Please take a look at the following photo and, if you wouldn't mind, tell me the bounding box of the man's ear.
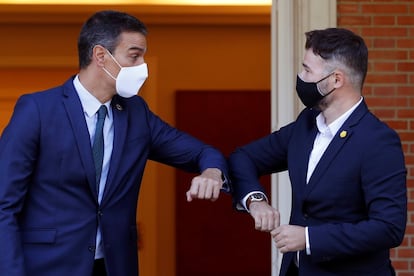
[333,70,345,89]
[93,45,106,67]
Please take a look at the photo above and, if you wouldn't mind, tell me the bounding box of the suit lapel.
[62,79,97,198]
[305,101,369,194]
[290,110,319,194]
[101,96,128,206]
[297,125,318,190]
[305,127,353,193]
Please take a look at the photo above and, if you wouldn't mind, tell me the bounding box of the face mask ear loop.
[106,50,123,69]
[316,71,335,96]
[316,71,336,84]
[102,67,117,81]
[103,49,122,81]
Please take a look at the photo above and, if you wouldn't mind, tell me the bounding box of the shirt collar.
[316,97,363,136]
[73,75,112,118]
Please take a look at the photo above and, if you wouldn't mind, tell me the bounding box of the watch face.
[247,193,267,209]
[251,193,265,201]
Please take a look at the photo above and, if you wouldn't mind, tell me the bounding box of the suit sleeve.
[228,124,292,202]
[309,127,407,262]
[144,107,229,190]
[0,95,40,275]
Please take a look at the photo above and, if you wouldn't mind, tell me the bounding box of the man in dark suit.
[229,28,407,275]
[0,10,228,276]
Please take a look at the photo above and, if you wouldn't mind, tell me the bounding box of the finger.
[271,211,281,230]
[274,238,283,249]
[275,211,280,228]
[187,180,200,200]
[267,213,278,231]
[261,217,269,231]
[210,177,222,201]
[275,235,288,251]
[266,219,274,232]
[186,190,193,202]
[263,210,278,231]
[254,216,262,230]
[203,180,214,200]
[271,226,281,238]
[275,214,280,228]
[196,180,207,199]
[211,184,220,201]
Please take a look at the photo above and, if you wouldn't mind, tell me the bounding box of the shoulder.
[368,113,402,144]
[350,111,403,158]
[18,77,73,103]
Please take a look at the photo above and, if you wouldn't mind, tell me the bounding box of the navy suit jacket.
[0,77,228,276]
[229,101,407,275]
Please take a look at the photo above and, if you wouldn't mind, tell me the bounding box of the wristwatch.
[246,193,267,209]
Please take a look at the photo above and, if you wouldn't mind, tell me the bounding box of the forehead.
[302,49,326,72]
[115,31,147,53]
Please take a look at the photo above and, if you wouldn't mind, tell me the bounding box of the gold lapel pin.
[340,130,347,138]
[115,104,123,111]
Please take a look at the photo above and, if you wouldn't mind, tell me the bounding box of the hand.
[249,201,280,232]
[186,168,223,202]
[271,225,306,253]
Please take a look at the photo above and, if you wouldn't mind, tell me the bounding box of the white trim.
[271,1,336,275]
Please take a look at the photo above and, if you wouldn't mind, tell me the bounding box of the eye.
[134,53,146,62]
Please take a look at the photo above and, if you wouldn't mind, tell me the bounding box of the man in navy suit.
[229,28,406,275]
[0,10,229,276]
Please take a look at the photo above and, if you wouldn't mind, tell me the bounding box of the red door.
[176,90,271,276]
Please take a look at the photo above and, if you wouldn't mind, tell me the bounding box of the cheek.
[299,72,315,83]
[106,60,121,77]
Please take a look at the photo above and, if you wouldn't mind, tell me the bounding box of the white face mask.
[103,50,148,98]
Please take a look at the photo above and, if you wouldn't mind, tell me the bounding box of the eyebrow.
[302,62,311,70]
[129,46,146,53]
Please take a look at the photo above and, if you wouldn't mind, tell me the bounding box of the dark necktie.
[92,105,107,193]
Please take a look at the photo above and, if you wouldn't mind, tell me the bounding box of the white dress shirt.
[73,75,114,259]
[304,97,363,256]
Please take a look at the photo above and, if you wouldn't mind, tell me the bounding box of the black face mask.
[296,73,336,108]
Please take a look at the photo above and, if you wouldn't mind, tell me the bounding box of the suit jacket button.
[88,246,96,252]
[303,213,309,219]
[98,210,103,217]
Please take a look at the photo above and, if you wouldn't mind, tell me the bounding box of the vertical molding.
[296,0,337,98]
[271,0,295,273]
[271,1,336,275]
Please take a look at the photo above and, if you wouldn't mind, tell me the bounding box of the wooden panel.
[0,68,77,132]
[176,90,271,276]
[0,4,270,25]
[0,98,17,132]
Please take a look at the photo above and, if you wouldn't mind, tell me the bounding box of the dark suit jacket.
[0,77,228,276]
[229,101,407,276]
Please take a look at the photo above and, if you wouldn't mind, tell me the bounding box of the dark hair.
[78,10,148,69]
[305,28,368,90]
